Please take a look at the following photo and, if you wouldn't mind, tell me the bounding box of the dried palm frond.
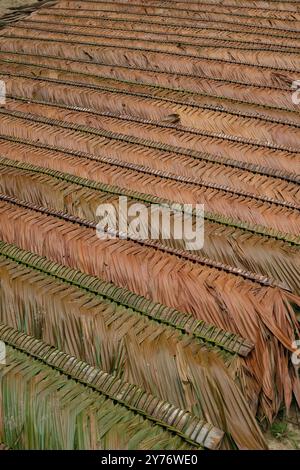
[0,34,298,91]
[0,108,298,236]
[3,24,300,72]
[0,324,227,450]
[1,69,300,151]
[2,49,300,123]
[0,0,299,448]
[176,0,299,8]
[0,49,295,112]
[26,11,300,52]
[0,198,298,421]
[55,0,298,21]
[0,244,269,449]
[0,156,299,294]
[2,96,299,206]
[30,2,300,34]
[136,0,298,12]
[0,347,198,450]
[0,238,252,356]
[1,86,298,176]
[0,137,296,244]
[33,0,300,23]
[12,18,300,52]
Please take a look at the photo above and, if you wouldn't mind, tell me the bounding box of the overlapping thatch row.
[0,109,298,237]
[1,74,299,177]
[26,12,300,49]
[1,35,299,91]
[0,156,299,294]
[2,96,299,206]
[0,346,199,450]
[0,0,299,449]
[7,21,300,56]
[0,74,300,164]
[0,243,268,449]
[0,324,226,450]
[0,197,298,421]
[0,108,294,192]
[33,3,300,31]
[0,136,297,244]
[27,8,300,50]
[12,20,300,52]
[135,0,299,11]
[4,24,300,71]
[2,69,300,148]
[0,239,253,356]
[164,0,300,8]
[2,56,299,127]
[0,114,299,241]
[55,0,300,22]
[0,52,295,113]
